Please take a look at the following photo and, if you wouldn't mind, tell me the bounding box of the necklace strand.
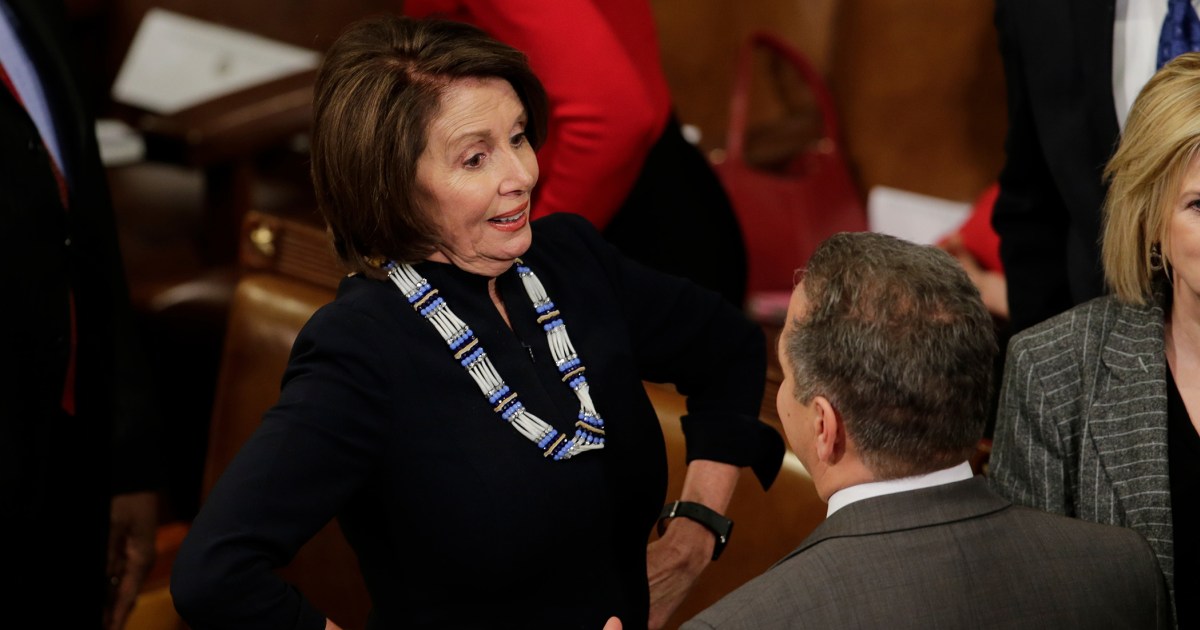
[386,260,606,460]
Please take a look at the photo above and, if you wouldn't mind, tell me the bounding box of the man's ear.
[812,396,843,464]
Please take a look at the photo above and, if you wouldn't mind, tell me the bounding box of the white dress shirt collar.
[825,460,974,517]
[1113,0,1200,129]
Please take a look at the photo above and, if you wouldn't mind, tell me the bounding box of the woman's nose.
[500,146,537,193]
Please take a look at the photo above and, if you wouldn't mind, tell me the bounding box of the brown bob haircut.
[311,15,549,276]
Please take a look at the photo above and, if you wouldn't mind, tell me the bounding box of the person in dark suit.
[993,0,1200,333]
[682,231,1170,629]
[0,1,158,628]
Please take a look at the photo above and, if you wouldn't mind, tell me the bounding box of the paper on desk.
[866,186,971,245]
[111,8,320,115]
[95,118,145,166]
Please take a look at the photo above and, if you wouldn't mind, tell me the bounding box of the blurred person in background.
[994,0,1200,334]
[0,0,158,628]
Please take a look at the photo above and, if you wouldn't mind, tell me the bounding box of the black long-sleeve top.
[172,213,784,629]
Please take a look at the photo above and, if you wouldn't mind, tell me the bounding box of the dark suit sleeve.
[5,0,160,495]
[68,68,162,496]
[992,0,1075,333]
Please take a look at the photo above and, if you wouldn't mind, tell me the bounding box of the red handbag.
[714,31,867,297]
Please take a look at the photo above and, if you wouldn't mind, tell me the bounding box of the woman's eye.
[464,153,485,168]
[510,132,527,148]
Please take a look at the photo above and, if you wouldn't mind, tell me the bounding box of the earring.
[1151,243,1174,285]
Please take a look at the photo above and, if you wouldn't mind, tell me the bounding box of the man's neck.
[824,461,974,517]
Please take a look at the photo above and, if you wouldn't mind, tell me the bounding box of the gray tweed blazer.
[989,294,1174,605]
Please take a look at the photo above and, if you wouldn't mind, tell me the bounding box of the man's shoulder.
[997,502,1155,555]
[685,491,1165,630]
[681,551,829,630]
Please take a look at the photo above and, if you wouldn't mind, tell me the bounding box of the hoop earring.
[1152,244,1175,285]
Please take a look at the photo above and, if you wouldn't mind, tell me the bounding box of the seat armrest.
[240,209,346,291]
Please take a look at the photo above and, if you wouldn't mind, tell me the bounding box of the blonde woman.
[989,52,1200,626]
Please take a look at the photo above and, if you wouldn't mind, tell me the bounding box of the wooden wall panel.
[828,0,1006,201]
[650,0,837,154]
[652,0,1006,203]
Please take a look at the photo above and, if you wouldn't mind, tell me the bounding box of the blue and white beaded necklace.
[386,260,606,460]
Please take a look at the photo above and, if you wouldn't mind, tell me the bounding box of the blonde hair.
[1103,52,1200,304]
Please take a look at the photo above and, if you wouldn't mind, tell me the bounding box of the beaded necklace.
[386,260,606,460]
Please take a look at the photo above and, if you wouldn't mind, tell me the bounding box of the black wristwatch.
[657,500,734,561]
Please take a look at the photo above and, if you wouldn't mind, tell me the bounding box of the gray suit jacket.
[683,477,1169,629]
[989,295,1174,610]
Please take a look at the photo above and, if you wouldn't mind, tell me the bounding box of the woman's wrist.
[657,515,716,568]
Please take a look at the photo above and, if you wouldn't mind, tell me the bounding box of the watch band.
[656,500,734,561]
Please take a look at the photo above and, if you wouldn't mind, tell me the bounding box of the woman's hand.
[646,459,739,629]
[646,516,714,628]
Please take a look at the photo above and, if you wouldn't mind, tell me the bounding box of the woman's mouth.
[490,212,524,224]
[488,204,529,231]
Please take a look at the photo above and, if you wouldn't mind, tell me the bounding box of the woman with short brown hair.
[309,16,549,273]
[172,15,783,630]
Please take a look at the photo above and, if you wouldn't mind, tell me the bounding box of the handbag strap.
[725,31,843,162]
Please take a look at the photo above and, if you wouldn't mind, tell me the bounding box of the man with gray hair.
[683,232,1170,629]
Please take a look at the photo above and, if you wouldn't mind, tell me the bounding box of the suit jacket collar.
[1091,294,1172,530]
[778,477,1007,564]
[2,0,88,182]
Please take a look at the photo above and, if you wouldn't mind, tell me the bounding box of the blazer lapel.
[777,478,1008,564]
[1087,299,1172,545]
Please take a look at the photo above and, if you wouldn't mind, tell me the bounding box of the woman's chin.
[496,224,533,260]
